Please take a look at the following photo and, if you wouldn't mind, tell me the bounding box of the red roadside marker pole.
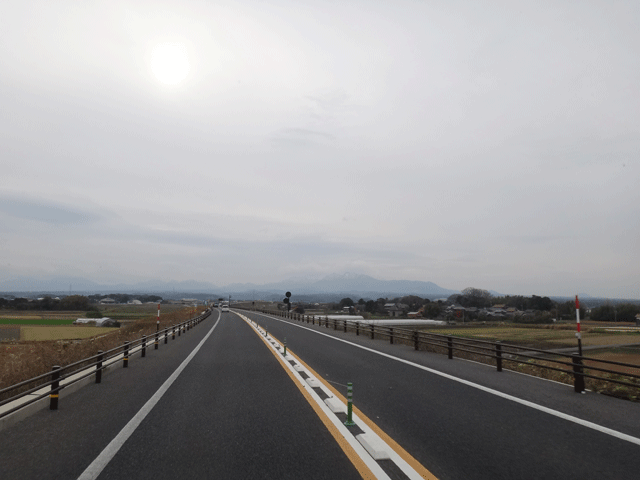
[575,295,583,356]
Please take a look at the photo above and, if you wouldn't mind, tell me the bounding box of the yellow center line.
[261,327,438,480]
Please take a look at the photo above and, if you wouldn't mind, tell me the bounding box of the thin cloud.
[0,194,101,226]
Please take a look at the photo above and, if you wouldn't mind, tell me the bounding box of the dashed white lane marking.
[250,311,640,448]
[77,312,222,480]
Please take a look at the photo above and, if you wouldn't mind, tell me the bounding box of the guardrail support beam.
[123,342,130,368]
[573,354,586,393]
[96,351,103,384]
[49,365,61,410]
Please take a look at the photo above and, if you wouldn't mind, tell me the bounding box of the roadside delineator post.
[345,382,355,426]
[123,341,130,368]
[141,335,147,357]
[172,325,175,340]
[283,338,287,357]
[50,365,61,410]
[496,341,502,372]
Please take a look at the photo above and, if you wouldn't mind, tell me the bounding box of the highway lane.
[0,312,364,480]
[1,311,219,480]
[243,310,640,480]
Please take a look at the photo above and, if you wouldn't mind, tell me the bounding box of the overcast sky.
[1,1,638,298]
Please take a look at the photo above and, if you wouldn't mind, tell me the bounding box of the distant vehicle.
[221,302,230,312]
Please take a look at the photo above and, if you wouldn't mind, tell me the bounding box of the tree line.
[329,287,639,322]
[0,294,163,311]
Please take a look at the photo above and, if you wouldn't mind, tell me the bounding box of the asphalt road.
[0,311,364,480]
[243,310,640,480]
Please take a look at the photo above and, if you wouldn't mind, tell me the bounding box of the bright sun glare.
[150,43,190,85]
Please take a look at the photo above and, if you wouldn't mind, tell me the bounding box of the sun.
[150,43,190,85]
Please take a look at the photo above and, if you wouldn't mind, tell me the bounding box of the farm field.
[20,326,118,341]
[98,303,192,321]
[421,325,640,348]
[0,318,76,325]
[421,323,640,369]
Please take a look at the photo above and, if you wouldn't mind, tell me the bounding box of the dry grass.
[421,324,640,350]
[0,307,200,399]
[20,326,119,341]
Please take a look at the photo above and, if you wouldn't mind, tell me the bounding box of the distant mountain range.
[0,273,460,299]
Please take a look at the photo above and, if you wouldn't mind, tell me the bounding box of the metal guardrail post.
[164,328,168,344]
[370,324,375,339]
[573,354,586,393]
[325,316,329,328]
[389,327,394,344]
[141,335,146,357]
[356,322,359,335]
[123,342,130,368]
[172,325,175,340]
[96,351,103,384]
[50,365,60,410]
[344,320,347,333]
[496,341,502,372]
[334,318,337,330]
[413,331,419,350]
[447,336,453,359]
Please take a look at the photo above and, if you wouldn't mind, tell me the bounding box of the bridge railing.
[240,307,640,398]
[0,310,212,420]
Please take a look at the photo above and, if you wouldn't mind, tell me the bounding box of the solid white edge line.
[77,311,222,480]
[250,312,640,447]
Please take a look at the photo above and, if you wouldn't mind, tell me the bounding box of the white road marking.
[252,312,640,447]
[77,312,222,480]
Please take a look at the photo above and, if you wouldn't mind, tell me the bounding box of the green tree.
[422,302,442,318]
[365,300,377,313]
[458,288,492,308]
[59,295,91,311]
[400,295,425,310]
[339,297,354,308]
